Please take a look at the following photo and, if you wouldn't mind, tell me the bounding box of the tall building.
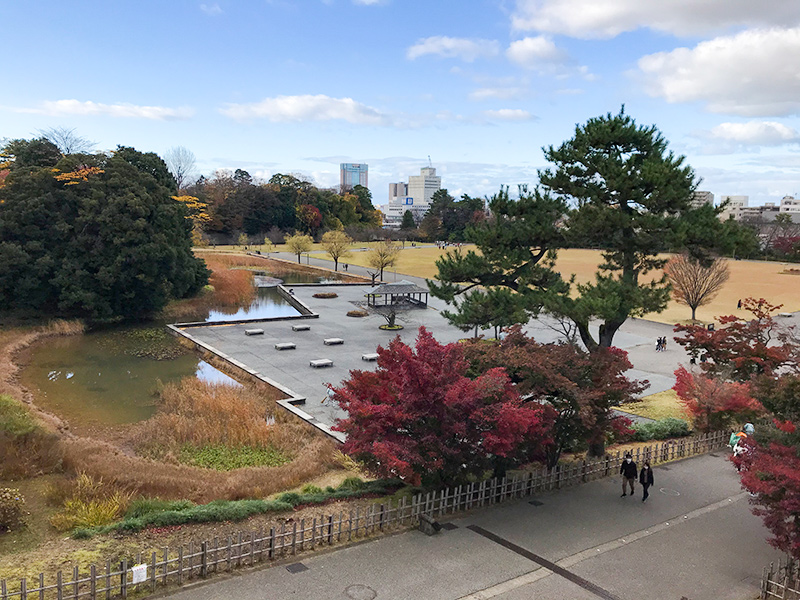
[691,191,714,209]
[407,167,441,207]
[382,166,442,228]
[340,163,368,192]
[718,195,748,221]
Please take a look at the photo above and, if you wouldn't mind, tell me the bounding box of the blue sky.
[2,0,800,206]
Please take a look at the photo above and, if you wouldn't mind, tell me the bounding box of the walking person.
[737,299,742,309]
[661,336,667,352]
[620,453,637,497]
[640,460,654,502]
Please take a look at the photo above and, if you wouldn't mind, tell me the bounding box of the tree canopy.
[332,327,553,485]
[0,139,208,320]
[431,109,715,351]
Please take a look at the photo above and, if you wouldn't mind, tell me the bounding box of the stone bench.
[361,353,379,361]
[275,342,296,350]
[310,359,333,368]
[323,338,344,345]
[292,324,311,331]
[244,329,264,336]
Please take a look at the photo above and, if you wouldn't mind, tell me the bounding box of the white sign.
[131,564,147,584]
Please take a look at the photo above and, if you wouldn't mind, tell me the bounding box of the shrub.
[49,473,133,532]
[277,492,302,506]
[301,484,323,495]
[313,292,338,299]
[338,477,365,491]
[632,417,691,441]
[0,488,25,531]
[0,395,37,436]
[125,498,194,519]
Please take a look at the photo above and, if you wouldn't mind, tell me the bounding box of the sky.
[2,0,800,206]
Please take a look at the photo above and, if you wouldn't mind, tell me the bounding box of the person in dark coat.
[639,460,654,502]
[620,453,637,497]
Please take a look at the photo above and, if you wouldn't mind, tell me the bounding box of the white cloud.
[220,94,390,125]
[709,121,800,145]
[469,87,526,101]
[21,99,193,120]
[483,109,535,121]
[506,36,566,70]
[406,36,500,62]
[637,27,800,116]
[511,0,800,39]
[352,0,382,4]
[200,3,222,16]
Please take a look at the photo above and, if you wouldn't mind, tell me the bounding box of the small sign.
[131,564,147,584]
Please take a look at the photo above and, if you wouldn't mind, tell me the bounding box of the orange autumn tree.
[673,366,763,433]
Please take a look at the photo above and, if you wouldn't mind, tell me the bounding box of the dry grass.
[618,390,691,421]
[48,473,133,532]
[336,246,800,325]
[61,436,335,503]
[130,378,301,452]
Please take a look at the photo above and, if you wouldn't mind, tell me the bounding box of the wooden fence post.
[150,551,156,593]
[119,560,126,599]
[178,547,184,586]
[200,542,208,578]
[73,566,79,600]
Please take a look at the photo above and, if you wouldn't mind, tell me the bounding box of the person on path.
[655,338,661,352]
[737,299,742,309]
[620,453,637,497]
[343,263,348,272]
[640,460,654,502]
[661,336,667,351]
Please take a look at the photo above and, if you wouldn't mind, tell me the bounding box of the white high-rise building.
[691,191,714,209]
[382,166,442,228]
[780,195,800,215]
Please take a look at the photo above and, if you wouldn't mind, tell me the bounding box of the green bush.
[633,418,691,441]
[338,477,365,491]
[125,498,194,519]
[301,484,323,495]
[277,492,302,506]
[0,488,25,531]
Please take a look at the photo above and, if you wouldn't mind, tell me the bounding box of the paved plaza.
[177,252,710,437]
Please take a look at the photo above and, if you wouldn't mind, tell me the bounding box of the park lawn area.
[318,246,800,325]
[618,390,691,421]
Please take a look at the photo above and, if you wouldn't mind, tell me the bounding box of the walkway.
[164,452,779,600]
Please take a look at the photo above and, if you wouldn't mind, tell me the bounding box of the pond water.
[21,267,319,428]
[21,329,241,427]
[204,286,301,322]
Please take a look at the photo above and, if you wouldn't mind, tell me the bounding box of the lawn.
[307,245,800,325]
[618,390,691,421]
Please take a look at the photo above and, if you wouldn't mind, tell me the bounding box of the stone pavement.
[164,452,780,600]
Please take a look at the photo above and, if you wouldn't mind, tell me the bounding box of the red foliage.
[673,366,762,433]
[609,415,636,444]
[737,436,800,559]
[462,326,646,464]
[297,204,322,232]
[331,327,554,484]
[674,297,797,382]
[772,235,800,257]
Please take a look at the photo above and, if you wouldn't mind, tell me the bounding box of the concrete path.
[164,452,780,600]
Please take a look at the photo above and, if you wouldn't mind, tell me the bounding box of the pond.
[21,327,241,428]
[21,267,319,428]
[204,286,301,322]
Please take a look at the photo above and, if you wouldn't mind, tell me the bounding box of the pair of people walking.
[620,453,654,502]
[655,336,667,352]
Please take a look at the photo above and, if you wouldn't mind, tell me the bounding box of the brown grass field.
[316,245,800,325]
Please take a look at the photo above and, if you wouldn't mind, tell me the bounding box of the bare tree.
[38,127,94,155]
[164,146,197,191]
[664,254,730,321]
[366,240,401,280]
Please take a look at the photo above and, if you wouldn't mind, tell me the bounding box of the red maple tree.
[673,366,763,433]
[331,327,554,484]
[737,434,800,559]
[462,326,646,464]
[674,297,796,382]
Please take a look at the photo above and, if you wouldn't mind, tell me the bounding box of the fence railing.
[0,430,728,599]
[762,558,800,599]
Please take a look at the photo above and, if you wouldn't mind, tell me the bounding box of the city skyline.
[2,1,800,205]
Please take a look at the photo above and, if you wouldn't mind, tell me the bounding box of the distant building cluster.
[383,166,442,228]
[694,192,800,222]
